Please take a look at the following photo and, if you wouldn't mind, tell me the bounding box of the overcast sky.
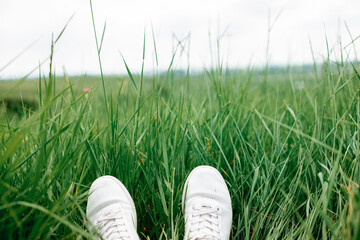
[1,0,360,78]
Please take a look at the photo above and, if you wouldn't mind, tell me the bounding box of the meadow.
[1,24,360,239]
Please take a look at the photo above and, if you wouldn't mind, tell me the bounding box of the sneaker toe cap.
[184,166,231,205]
[86,176,135,219]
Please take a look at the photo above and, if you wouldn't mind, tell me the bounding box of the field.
[1,36,360,239]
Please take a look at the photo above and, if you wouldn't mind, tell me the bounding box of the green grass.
[1,58,360,239]
[1,12,360,239]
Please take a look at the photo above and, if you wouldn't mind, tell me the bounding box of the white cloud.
[0,0,359,78]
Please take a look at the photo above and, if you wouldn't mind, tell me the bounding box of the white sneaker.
[86,176,139,240]
[182,166,232,240]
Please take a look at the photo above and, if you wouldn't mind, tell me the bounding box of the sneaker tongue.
[189,203,220,240]
[194,235,217,240]
[107,219,125,239]
[98,209,130,239]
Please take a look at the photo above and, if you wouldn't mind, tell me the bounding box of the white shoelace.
[96,209,130,240]
[188,204,221,240]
